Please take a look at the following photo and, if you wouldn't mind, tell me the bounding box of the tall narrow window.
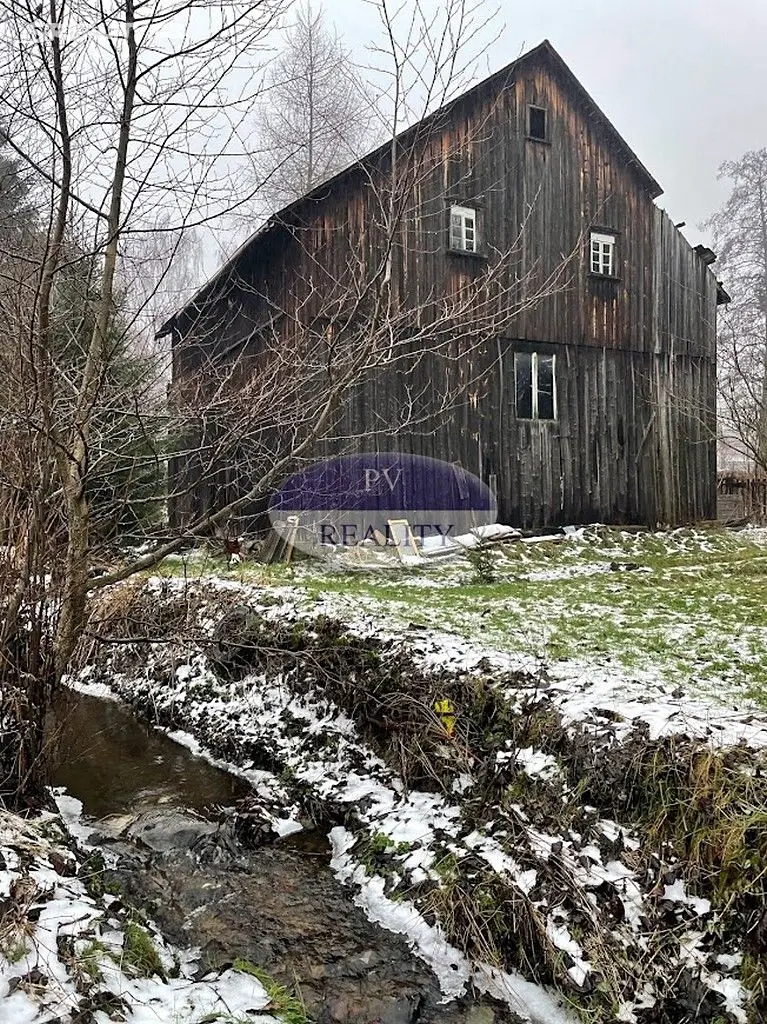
[515,351,557,421]
[450,205,478,253]
[527,105,548,141]
[590,231,616,276]
[515,352,533,419]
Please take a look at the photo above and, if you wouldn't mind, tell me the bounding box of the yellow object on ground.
[434,698,456,737]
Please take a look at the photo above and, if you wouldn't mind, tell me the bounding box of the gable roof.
[159,39,662,337]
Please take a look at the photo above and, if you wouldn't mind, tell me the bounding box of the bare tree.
[707,150,767,471]
[248,1,377,210]
[0,0,290,804]
[0,0,573,805]
[119,218,207,349]
[85,0,569,581]
[155,0,570,543]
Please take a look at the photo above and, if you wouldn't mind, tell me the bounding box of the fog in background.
[325,0,766,249]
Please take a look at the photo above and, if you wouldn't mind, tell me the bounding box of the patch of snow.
[544,921,590,987]
[514,747,561,781]
[51,790,100,851]
[680,931,748,1023]
[330,827,575,1024]
[662,878,711,917]
[0,810,281,1024]
[272,817,303,838]
[462,830,537,895]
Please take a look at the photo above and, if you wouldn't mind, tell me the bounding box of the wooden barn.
[161,40,727,531]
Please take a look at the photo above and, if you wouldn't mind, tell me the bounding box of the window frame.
[449,204,479,254]
[514,350,557,422]
[527,105,549,142]
[590,230,617,277]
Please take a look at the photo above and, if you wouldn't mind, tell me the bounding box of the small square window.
[527,106,547,141]
[590,231,616,276]
[450,205,478,253]
[514,351,557,421]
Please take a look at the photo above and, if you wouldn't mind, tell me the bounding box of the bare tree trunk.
[0,0,544,816]
[758,180,767,471]
[306,1,315,191]
[55,0,138,677]
[0,0,295,808]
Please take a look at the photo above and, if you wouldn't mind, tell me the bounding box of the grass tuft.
[121,921,165,979]
[3,939,28,963]
[232,957,310,1024]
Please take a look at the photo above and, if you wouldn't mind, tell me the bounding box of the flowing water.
[46,689,507,1024]
[48,690,249,817]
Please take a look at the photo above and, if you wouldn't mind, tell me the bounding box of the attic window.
[450,205,478,253]
[590,231,616,277]
[527,106,548,141]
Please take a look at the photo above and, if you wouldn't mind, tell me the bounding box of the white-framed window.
[514,351,557,421]
[450,205,478,253]
[590,231,616,276]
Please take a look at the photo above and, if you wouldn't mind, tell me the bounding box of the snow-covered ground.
[295,524,767,709]
[72,530,767,1024]
[0,804,278,1024]
[159,523,767,750]
[161,523,767,707]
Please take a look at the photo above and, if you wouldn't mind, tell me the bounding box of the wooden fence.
[717,471,767,523]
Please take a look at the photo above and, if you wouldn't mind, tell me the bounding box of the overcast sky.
[324,0,767,248]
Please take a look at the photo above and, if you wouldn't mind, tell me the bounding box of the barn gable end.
[164,41,719,531]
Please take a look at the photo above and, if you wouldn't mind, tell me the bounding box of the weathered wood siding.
[171,47,718,529]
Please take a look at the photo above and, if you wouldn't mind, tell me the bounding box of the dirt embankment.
[78,575,767,1024]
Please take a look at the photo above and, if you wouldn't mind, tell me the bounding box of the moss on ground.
[2,940,29,963]
[232,958,310,1024]
[76,939,109,983]
[121,921,165,979]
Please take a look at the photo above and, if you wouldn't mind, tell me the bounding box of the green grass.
[156,525,767,709]
[75,938,109,982]
[231,958,310,1024]
[3,940,29,964]
[121,921,165,979]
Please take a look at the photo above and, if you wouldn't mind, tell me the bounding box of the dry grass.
[77,576,767,1022]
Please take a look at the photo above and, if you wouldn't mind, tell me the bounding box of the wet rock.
[49,850,77,877]
[93,813,136,838]
[464,1008,495,1024]
[108,840,513,1024]
[124,809,219,854]
[8,967,49,992]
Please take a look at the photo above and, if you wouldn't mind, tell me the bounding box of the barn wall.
[328,347,714,530]
[320,205,717,528]
[170,50,718,530]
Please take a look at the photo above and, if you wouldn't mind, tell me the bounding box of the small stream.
[49,690,250,817]
[47,690,504,1024]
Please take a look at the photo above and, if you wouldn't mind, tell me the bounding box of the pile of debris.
[306,520,521,569]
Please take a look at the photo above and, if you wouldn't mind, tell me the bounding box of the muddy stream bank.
[48,690,516,1024]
